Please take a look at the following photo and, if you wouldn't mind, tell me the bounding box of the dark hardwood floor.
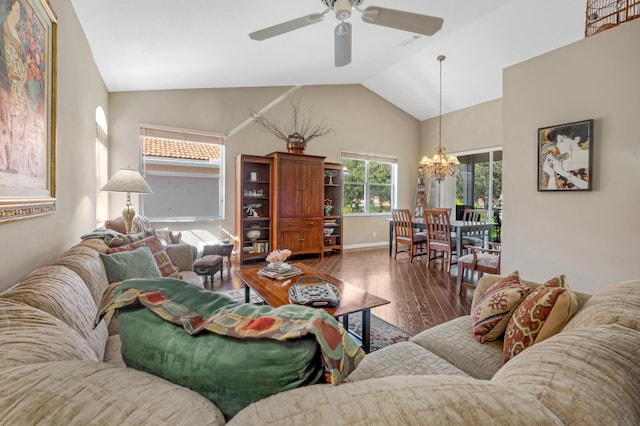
[212,246,473,336]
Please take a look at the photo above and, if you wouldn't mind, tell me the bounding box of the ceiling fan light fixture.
[334,0,352,20]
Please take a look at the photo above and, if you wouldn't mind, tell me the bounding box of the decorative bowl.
[324,227,334,236]
[246,229,261,241]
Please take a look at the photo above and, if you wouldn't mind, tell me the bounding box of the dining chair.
[424,209,457,272]
[434,207,452,217]
[391,209,428,262]
[461,208,490,250]
[456,242,502,295]
[462,208,488,222]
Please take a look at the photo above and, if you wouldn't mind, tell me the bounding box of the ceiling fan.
[249,0,444,67]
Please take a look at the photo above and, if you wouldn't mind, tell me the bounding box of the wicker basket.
[585,0,640,36]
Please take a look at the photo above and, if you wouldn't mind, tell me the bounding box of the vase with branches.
[250,101,336,154]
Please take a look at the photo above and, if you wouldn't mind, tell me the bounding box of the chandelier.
[419,55,459,183]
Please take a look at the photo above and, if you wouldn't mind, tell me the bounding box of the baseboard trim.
[344,241,388,250]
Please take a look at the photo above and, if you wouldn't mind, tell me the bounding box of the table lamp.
[101,168,152,234]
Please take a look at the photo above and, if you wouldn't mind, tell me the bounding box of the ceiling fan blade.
[334,22,352,67]
[249,13,325,41]
[361,6,443,36]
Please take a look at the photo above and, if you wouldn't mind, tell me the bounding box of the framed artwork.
[0,0,56,223]
[537,119,593,191]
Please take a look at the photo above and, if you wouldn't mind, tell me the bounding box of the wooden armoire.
[269,152,325,258]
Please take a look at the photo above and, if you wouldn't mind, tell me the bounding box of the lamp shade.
[101,169,152,194]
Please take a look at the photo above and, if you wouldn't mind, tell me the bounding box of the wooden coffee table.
[234,263,390,353]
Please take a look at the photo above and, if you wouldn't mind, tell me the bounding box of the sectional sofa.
[1,236,638,425]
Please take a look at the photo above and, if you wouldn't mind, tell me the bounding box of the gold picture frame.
[0,0,56,222]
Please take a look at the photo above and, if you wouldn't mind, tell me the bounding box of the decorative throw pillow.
[131,215,151,233]
[503,275,578,362]
[155,229,172,246]
[104,216,127,234]
[108,235,180,278]
[471,271,531,343]
[100,245,162,283]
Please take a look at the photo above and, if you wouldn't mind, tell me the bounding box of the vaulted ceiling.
[71,0,587,120]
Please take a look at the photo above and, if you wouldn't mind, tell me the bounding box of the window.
[341,151,396,215]
[95,107,108,225]
[140,124,224,222]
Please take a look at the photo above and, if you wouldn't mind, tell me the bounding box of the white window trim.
[140,124,225,223]
[341,151,397,216]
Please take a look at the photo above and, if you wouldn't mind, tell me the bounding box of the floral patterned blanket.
[95,278,364,385]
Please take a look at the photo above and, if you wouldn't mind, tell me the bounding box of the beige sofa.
[1,238,638,425]
[231,276,640,425]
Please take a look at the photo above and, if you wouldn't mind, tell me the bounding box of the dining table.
[386,217,493,256]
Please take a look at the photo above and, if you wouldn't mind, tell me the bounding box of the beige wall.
[108,85,420,248]
[0,0,109,291]
[501,19,640,292]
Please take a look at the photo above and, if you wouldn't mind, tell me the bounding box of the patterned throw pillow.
[108,235,180,278]
[131,215,151,233]
[503,276,578,362]
[100,245,162,283]
[155,229,173,246]
[471,271,531,343]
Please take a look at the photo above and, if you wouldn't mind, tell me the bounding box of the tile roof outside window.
[143,137,221,161]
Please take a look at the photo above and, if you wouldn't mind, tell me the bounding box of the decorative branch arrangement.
[249,101,336,152]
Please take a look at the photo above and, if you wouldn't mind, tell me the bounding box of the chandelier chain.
[438,55,443,149]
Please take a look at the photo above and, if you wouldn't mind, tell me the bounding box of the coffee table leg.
[361,309,371,353]
[340,312,370,353]
[244,284,250,303]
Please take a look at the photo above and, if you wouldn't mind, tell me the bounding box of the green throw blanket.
[95,278,364,418]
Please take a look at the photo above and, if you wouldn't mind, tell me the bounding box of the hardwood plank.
[215,246,473,336]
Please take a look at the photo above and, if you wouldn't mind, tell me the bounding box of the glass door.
[455,149,503,241]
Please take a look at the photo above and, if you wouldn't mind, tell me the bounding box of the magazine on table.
[257,264,303,280]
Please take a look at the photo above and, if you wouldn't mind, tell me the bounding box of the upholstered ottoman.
[193,255,223,285]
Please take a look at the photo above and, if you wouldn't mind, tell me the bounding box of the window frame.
[454,147,502,221]
[139,124,225,223]
[341,152,397,216]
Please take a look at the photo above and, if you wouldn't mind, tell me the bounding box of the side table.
[203,243,234,274]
